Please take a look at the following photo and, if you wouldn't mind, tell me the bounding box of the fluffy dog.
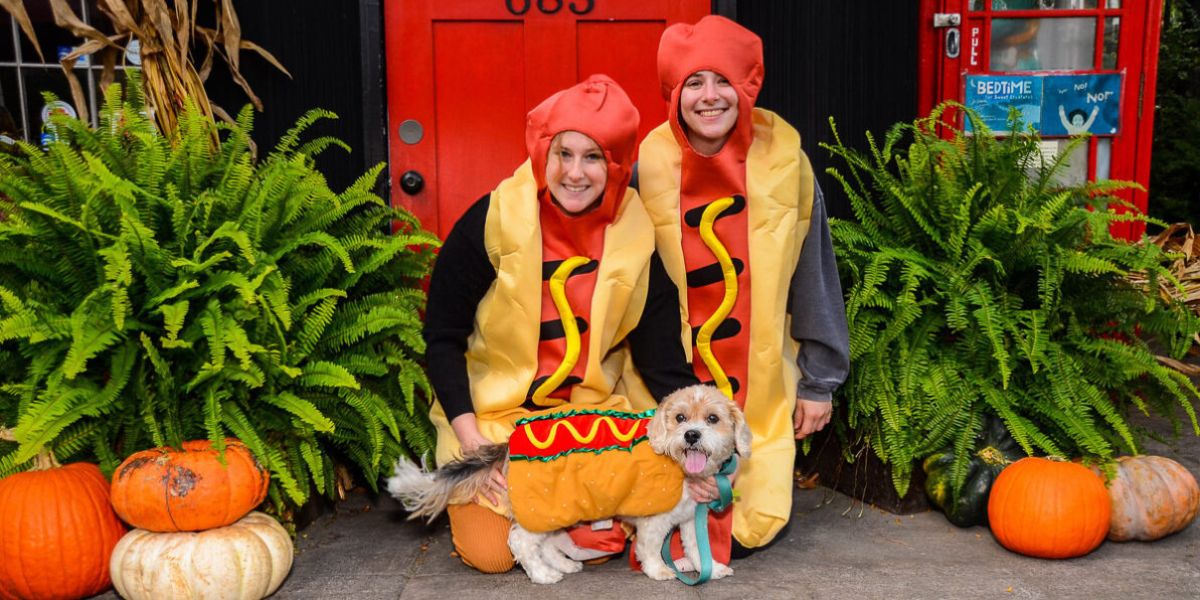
[387,385,751,584]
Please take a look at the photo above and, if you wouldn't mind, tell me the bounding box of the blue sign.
[965,75,1043,133]
[1039,74,1122,136]
[56,45,89,68]
[963,74,1122,137]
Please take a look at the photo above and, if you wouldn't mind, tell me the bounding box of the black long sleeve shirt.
[423,195,700,422]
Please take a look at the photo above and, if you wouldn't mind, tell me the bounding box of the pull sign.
[969,26,981,66]
[945,27,961,59]
[933,13,961,28]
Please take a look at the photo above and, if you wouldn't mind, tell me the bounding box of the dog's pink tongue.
[684,450,708,474]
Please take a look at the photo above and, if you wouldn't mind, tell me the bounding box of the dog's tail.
[386,443,508,523]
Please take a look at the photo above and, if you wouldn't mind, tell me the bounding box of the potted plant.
[0,79,439,516]
[816,103,1200,509]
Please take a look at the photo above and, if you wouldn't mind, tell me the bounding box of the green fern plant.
[824,103,1200,501]
[0,78,439,515]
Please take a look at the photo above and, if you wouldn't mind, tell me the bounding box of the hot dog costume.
[637,16,850,549]
[422,76,698,531]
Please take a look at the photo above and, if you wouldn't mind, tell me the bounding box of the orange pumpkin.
[0,462,128,600]
[1106,455,1200,542]
[987,456,1111,559]
[110,438,269,532]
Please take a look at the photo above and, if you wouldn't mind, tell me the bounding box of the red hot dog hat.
[525,74,640,227]
[657,15,763,158]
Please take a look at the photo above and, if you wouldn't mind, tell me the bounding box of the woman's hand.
[483,464,507,506]
[450,413,507,504]
[450,413,491,454]
[687,459,740,504]
[793,398,832,439]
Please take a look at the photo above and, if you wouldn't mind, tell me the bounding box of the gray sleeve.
[788,181,850,402]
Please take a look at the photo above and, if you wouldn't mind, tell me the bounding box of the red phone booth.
[384,0,709,238]
[918,0,1164,239]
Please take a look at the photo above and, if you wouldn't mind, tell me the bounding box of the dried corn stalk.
[1,0,289,135]
[1129,222,1200,375]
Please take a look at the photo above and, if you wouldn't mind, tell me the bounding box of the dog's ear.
[731,401,752,459]
[647,403,671,454]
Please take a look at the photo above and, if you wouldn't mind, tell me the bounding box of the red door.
[918,0,1163,238]
[385,0,709,238]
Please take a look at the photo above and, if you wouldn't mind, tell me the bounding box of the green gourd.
[924,417,1024,527]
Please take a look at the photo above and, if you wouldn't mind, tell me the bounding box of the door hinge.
[933,13,962,28]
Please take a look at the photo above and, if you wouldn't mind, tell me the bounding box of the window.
[0,1,132,144]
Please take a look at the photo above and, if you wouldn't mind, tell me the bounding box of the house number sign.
[505,0,594,15]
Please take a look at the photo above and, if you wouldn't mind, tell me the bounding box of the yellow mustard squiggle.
[531,256,592,406]
[524,416,642,450]
[696,197,737,399]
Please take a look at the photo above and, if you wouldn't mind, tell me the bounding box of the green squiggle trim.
[514,407,657,427]
[509,435,650,462]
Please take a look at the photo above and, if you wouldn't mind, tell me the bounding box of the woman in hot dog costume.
[422,75,699,573]
[636,16,850,555]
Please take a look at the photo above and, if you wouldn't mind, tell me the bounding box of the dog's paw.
[527,568,565,585]
[642,563,676,581]
[560,559,583,574]
[710,562,734,580]
[673,558,694,572]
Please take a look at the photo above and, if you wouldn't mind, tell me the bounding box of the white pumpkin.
[110,511,294,600]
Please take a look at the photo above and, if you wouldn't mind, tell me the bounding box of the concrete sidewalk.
[91,411,1200,600]
[262,421,1200,600]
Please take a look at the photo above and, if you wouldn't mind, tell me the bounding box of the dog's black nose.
[684,429,701,445]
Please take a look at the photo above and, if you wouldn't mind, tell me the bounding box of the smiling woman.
[679,70,739,155]
[637,14,850,560]
[545,130,608,215]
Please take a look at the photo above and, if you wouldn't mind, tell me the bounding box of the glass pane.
[1095,138,1111,181]
[970,0,987,10]
[1,12,15,63]
[84,0,114,33]
[991,17,1096,71]
[994,0,1098,9]
[0,68,22,142]
[18,1,82,66]
[1106,0,1121,8]
[1040,139,1088,187]
[22,66,78,143]
[1103,17,1120,70]
[93,66,128,105]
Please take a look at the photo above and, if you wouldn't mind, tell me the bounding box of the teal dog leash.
[660,455,737,585]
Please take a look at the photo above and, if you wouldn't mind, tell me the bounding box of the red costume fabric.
[657,15,762,404]
[524,75,639,404]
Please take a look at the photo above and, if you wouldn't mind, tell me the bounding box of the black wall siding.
[203,1,386,195]
[737,1,921,220]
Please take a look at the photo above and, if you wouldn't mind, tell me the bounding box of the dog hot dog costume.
[507,406,684,532]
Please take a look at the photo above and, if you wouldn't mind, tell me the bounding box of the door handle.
[400,170,425,195]
[945,27,961,59]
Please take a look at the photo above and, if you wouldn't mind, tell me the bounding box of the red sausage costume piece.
[655,12,763,404]
[526,77,636,405]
